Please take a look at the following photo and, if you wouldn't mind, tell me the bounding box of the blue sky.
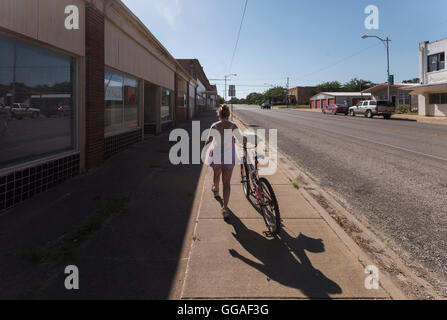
[122,0,447,98]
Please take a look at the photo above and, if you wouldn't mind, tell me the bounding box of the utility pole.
[362,35,391,103]
[225,74,237,102]
[210,74,237,103]
[386,37,391,103]
[286,77,289,108]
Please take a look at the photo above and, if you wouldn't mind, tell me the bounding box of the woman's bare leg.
[222,168,234,209]
[213,168,222,191]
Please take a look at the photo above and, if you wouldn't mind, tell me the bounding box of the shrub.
[396,105,410,114]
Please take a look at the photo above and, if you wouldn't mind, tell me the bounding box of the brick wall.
[85,4,105,170]
[296,87,316,105]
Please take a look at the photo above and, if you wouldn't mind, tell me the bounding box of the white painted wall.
[105,20,175,91]
[419,38,447,85]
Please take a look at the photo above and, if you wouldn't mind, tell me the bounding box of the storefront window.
[0,33,75,169]
[104,68,139,133]
[161,88,172,122]
[399,94,410,105]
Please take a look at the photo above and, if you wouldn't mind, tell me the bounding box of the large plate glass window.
[0,33,75,169]
[104,68,139,133]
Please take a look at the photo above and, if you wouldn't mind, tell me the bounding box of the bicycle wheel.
[240,163,251,198]
[259,177,281,235]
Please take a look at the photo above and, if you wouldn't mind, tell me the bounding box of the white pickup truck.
[349,100,395,119]
[4,103,40,119]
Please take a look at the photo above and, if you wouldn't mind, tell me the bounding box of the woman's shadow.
[223,208,342,299]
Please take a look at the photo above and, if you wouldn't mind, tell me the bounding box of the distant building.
[403,37,447,117]
[361,84,418,111]
[176,59,217,117]
[309,92,371,109]
[287,87,316,105]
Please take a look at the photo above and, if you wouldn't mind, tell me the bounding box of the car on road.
[349,100,395,119]
[57,105,71,117]
[5,103,40,120]
[322,104,349,115]
[261,102,271,109]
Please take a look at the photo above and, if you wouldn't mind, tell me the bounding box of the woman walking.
[204,104,245,219]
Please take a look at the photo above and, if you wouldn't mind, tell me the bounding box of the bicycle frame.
[241,141,281,236]
[242,144,262,203]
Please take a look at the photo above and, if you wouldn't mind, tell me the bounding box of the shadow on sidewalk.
[0,111,218,299]
[226,212,342,299]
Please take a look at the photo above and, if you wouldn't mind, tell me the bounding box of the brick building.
[287,86,316,105]
[0,0,213,212]
[177,59,218,116]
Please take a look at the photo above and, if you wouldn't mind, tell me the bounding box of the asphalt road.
[233,105,447,285]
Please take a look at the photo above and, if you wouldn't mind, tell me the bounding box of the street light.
[362,35,391,102]
[224,74,237,102]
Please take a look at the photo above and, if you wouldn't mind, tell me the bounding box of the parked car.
[261,102,271,109]
[349,100,394,119]
[0,103,10,118]
[323,104,349,115]
[57,105,71,117]
[9,103,40,119]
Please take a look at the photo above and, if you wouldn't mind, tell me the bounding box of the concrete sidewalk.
[0,109,404,299]
[180,165,399,299]
[390,114,447,125]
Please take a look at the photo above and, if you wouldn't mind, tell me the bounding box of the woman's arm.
[204,124,215,146]
[233,123,247,145]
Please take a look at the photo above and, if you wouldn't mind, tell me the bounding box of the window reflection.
[104,68,139,133]
[0,33,75,169]
[161,88,172,122]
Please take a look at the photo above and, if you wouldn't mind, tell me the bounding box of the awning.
[402,81,447,95]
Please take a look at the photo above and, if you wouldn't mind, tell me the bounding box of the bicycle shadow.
[225,211,342,299]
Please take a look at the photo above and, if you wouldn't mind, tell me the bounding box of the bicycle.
[240,134,281,236]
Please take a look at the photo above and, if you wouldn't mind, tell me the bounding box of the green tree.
[246,92,265,105]
[264,86,286,104]
[342,78,374,92]
[402,78,420,84]
[216,95,225,104]
[228,97,240,104]
[316,81,342,93]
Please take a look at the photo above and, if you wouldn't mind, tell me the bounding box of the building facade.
[309,92,371,109]
[0,0,210,213]
[176,59,217,114]
[361,84,418,111]
[287,86,316,105]
[404,38,447,117]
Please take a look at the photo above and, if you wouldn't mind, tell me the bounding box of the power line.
[291,43,381,83]
[228,0,248,73]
